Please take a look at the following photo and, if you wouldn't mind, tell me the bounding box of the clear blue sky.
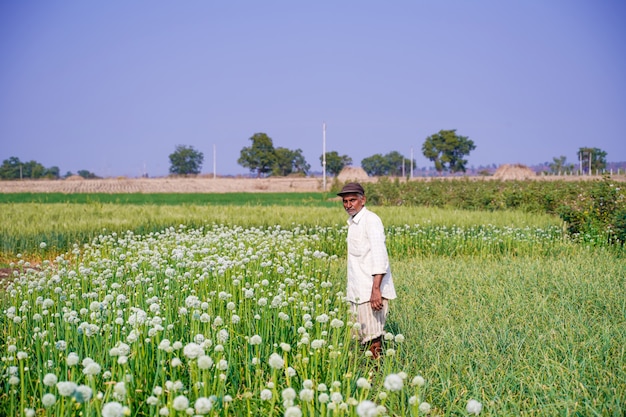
[1,1,625,177]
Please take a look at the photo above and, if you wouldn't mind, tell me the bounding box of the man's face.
[342,193,365,217]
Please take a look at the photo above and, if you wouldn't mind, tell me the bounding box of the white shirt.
[345,206,397,304]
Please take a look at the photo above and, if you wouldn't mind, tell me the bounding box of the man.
[337,182,396,359]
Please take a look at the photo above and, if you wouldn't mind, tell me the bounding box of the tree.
[290,148,310,176]
[361,154,387,176]
[549,156,574,174]
[22,160,46,179]
[577,147,607,174]
[238,133,276,177]
[0,157,23,179]
[0,157,55,179]
[422,129,476,173]
[77,170,99,179]
[320,151,352,176]
[270,147,308,176]
[361,151,414,177]
[383,151,414,176]
[44,166,60,179]
[169,145,204,175]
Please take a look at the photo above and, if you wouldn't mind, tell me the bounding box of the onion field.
[0,200,624,416]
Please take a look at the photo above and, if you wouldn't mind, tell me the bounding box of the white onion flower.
[466,399,483,415]
[356,377,371,390]
[43,373,58,387]
[330,318,344,328]
[249,335,262,345]
[56,381,77,396]
[73,385,92,403]
[418,402,431,414]
[299,388,314,402]
[284,406,302,417]
[113,381,127,399]
[356,400,379,417]
[260,389,273,401]
[173,395,189,411]
[42,393,56,407]
[282,387,296,401]
[194,397,213,414]
[268,353,284,369]
[311,339,325,349]
[383,373,403,392]
[217,329,229,342]
[101,401,126,417]
[183,342,204,359]
[411,375,425,387]
[83,362,102,376]
[197,355,214,370]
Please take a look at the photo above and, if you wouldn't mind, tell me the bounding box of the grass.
[0,192,337,207]
[390,251,626,415]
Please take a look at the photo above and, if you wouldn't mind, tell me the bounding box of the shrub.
[556,175,625,244]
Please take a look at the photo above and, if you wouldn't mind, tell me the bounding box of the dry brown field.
[0,177,328,193]
[0,174,622,194]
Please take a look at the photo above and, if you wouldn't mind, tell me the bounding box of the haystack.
[337,166,369,181]
[493,164,536,180]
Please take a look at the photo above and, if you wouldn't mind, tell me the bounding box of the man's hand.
[370,288,383,311]
[370,274,384,311]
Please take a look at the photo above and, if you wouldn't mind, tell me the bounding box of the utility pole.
[322,122,327,191]
[579,151,583,175]
[410,147,414,179]
[213,144,217,179]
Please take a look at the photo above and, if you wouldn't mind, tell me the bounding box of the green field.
[0,193,624,416]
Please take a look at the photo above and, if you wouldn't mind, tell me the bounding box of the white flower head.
[43,373,58,387]
[197,355,214,370]
[383,373,403,392]
[73,385,93,403]
[42,393,56,408]
[65,352,80,366]
[411,375,425,387]
[284,406,302,417]
[282,387,297,401]
[356,377,371,390]
[83,361,102,376]
[260,389,273,401]
[418,402,431,414]
[268,352,284,369]
[173,395,189,411]
[356,400,379,417]
[183,342,204,359]
[56,381,77,396]
[194,397,213,414]
[102,401,126,417]
[466,399,483,415]
[311,339,325,349]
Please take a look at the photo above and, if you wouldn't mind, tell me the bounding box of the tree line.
[1,130,609,179]
[166,130,477,177]
[0,156,98,180]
